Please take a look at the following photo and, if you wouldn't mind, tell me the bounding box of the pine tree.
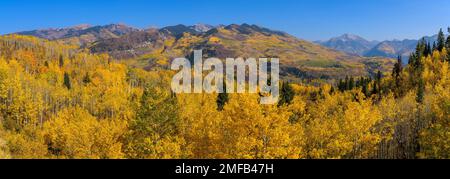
[371,83,378,96]
[362,81,369,97]
[447,27,450,61]
[371,71,382,96]
[377,71,382,83]
[63,72,72,90]
[344,76,350,90]
[437,28,446,51]
[329,86,335,95]
[217,81,229,111]
[279,81,295,106]
[83,72,91,84]
[416,78,425,103]
[338,79,345,92]
[348,77,355,90]
[59,54,64,68]
[432,42,437,52]
[408,53,417,67]
[392,56,403,88]
[425,42,431,57]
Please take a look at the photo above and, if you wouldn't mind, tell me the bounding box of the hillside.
[15,24,140,46]
[317,34,379,56]
[364,39,419,59]
[0,33,448,160]
[89,24,395,80]
[364,35,440,60]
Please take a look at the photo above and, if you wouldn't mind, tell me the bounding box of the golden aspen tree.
[177,93,222,159]
[41,107,126,159]
[219,93,303,159]
[305,92,383,159]
[3,127,48,159]
[0,125,11,159]
[418,60,450,159]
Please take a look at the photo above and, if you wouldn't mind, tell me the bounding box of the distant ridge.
[9,23,395,80]
[317,34,379,56]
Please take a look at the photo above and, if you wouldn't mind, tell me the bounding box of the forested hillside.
[16,24,395,81]
[0,28,448,159]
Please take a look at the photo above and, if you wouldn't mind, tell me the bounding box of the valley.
[14,23,396,81]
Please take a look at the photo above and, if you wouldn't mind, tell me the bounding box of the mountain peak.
[319,34,378,56]
[222,23,288,37]
[342,33,362,40]
[334,34,366,42]
[71,24,92,30]
[190,24,214,33]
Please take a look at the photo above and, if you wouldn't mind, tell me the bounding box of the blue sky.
[0,0,449,41]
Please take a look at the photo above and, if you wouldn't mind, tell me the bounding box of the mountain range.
[315,34,379,56]
[318,34,442,62]
[9,23,395,80]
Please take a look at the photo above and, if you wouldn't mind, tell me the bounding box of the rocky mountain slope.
[15,24,140,46]
[12,24,395,80]
[316,34,379,56]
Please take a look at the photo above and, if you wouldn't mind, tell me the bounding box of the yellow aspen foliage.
[219,93,303,159]
[177,93,222,158]
[208,37,221,44]
[305,92,383,159]
[0,34,449,159]
[418,61,450,159]
[3,127,48,159]
[41,107,126,159]
[0,125,11,159]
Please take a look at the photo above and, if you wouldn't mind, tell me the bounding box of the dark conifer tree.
[392,56,403,88]
[338,79,345,92]
[416,78,425,103]
[279,81,295,106]
[217,81,229,111]
[59,54,64,68]
[437,28,446,51]
[432,41,437,52]
[83,72,92,84]
[348,77,355,90]
[362,81,369,97]
[447,27,450,61]
[63,72,71,90]
[344,76,350,90]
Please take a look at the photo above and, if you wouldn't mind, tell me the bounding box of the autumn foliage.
[0,33,448,159]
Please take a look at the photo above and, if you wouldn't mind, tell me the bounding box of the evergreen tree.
[83,72,91,84]
[437,28,445,51]
[425,42,431,57]
[348,77,355,90]
[408,52,417,67]
[338,79,345,92]
[63,72,71,90]
[416,78,425,103]
[344,76,350,90]
[362,81,369,97]
[447,27,450,61]
[217,81,229,111]
[375,71,382,95]
[329,86,335,95]
[376,71,382,83]
[392,56,403,88]
[279,81,295,106]
[447,27,450,49]
[59,54,64,68]
[371,83,378,96]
